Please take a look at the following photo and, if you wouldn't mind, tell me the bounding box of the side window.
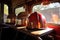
[32,2,60,23]
[15,7,26,26]
[4,4,8,23]
[15,7,25,16]
[0,4,1,12]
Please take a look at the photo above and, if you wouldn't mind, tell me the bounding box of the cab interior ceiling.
[1,0,60,8]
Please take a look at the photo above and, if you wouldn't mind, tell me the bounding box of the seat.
[0,24,17,40]
[0,23,42,40]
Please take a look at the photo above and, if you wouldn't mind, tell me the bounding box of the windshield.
[33,2,60,24]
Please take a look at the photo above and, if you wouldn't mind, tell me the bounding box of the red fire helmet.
[28,12,46,29]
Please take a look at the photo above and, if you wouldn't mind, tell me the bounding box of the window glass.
[33,2,60,24]
[4,4,8,23]
[15,7,25,16]
[0,3,1,13]
[4,4,8,15]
